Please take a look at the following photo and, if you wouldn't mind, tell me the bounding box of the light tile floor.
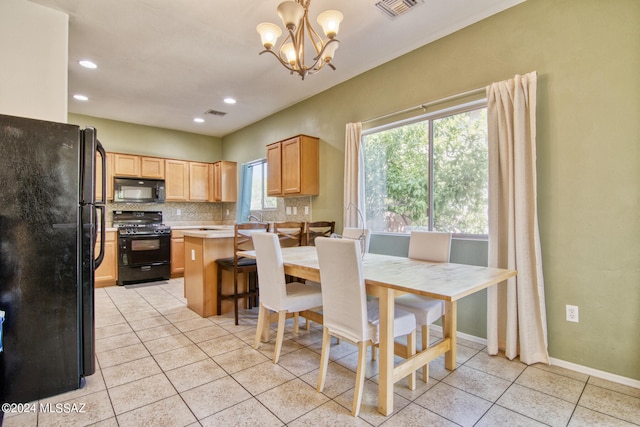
[3,278,640,426]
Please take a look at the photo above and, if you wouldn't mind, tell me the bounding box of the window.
[249,159,276,210]
[363,102,488,236]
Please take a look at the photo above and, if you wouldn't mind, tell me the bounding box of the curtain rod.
[361,86,486,125]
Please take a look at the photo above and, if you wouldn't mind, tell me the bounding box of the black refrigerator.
[0,113,106,404]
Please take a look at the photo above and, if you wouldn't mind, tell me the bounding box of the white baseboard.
[429,325,640,390]
[548,357,640,390]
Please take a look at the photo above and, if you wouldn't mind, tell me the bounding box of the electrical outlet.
[286,207,292,215]
[177,209,181,216]
[304,206,309,215]
[293,206,297,215]
[566,305,579,322]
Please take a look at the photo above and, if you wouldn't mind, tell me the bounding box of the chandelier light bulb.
[282,42,297,66]
[277,1,305,30]
[256,22,282,49]
[317,10,343,39]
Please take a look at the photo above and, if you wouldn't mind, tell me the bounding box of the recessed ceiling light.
[193,117,205,123]
[78,60,97,69]
[223,97,236,104]
[73,94,89,101]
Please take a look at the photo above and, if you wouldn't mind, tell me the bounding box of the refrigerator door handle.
[94,140,106,268]
[94,205,105,268]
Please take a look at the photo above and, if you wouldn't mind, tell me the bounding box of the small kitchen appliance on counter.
[113,211,171,286]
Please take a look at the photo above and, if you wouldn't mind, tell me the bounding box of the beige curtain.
[486,72,550,365]
[344,122,362,228]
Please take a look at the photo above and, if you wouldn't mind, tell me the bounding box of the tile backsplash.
[106,196,312,226]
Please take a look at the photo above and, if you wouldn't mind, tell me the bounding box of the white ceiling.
[28,0,523,138]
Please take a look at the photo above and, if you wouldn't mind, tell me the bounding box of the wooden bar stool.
[216,222,269,325]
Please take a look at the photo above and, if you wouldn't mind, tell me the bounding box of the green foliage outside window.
[363,107,488,235]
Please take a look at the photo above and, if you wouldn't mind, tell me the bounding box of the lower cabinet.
[171,230,185,277]
[95,231,117,287]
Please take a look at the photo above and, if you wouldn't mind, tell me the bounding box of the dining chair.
[341,227,371,253]
[252,232,323,364]
[305,220,335,246]
[394,230,451,382]
[273,221,305,248]
[315,237,417,416]
[215,222,269,325]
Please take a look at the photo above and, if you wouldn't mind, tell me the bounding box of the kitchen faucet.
[248,213,262,222]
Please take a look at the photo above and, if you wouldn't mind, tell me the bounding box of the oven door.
[119,234,171,267]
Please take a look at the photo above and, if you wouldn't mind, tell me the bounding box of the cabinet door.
[141,157,165,178]
[210,161,237,202]
[281,137,301,194]
[113,153,140,177]
[171,231,185,276]
[189,162,211,201]
[95,231,117,287]
[211,161,221,201]
[165,159,189,201]
[266,142,282,195]
[95,152,114,201]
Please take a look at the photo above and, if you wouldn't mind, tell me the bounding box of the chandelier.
[256,0,343,80]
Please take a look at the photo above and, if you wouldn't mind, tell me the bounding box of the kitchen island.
[182,227,244,317]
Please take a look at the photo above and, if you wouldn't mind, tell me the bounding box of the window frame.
[249,158,277,211]
[361,99,488,240]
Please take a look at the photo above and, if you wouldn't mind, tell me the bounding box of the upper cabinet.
[211,161,237,202]
[140,156,165,178]
[113,153,140,177]
[106,153,236,203]
[189,161,211,202]
[267,135,319,196]
[113,154,165,179]
[165,159,190,201]
[96,152,114,201]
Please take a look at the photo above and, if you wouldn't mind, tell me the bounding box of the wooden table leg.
[444,300,457,370]
[378,287,394,416]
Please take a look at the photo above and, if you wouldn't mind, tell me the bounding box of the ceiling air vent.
[204,109,227,117]
[373,0,423,19]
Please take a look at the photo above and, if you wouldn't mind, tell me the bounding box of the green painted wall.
[69,113,222,162]
[222,0,640,380]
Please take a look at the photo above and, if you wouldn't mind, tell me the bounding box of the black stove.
[113,211,171,235]
[113,211,171,286]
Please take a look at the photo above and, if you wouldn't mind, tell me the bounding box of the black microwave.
[113,177,165,203]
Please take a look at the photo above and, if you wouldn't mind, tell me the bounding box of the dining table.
[239,245,517,416]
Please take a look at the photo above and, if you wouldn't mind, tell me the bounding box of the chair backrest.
[252,232,288,310]
[315,237,368,343]
[305,221,335,246]
[342,227,371,253]
[235,222,270,259]
[273,221,304,248]
[407,231,452,262]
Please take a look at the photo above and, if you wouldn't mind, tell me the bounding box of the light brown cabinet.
[141,156,165,178]
[96,152,114,201]
[266,135,319,196]
[211,161,237,202]
[189,162,211,202]
[170,230,185,277]
[95,231,117,287]
[113,153,140,177]
[165,159,190,201]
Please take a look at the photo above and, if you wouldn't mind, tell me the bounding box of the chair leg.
[352,340,368,417]
[371,345,377,361]
[273,310,287,363]
[407,330,416,391]
[422,324,429,383]
[254,303,268,349]
[293,313,299,333]
[216,268,223,315]
[317,327,331,392]
[233,272,239,325]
